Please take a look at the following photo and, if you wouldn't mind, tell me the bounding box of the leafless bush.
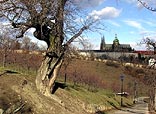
[105,61,120,68]
[60,67,106,92]
[1,51,43,73]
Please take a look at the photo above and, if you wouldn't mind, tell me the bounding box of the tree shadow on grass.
[0,70,19,77]
[5,70,19,74]
[95,111,106,114]
[107,101,120,110]
[52,82,67,94]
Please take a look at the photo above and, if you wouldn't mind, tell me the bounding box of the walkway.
[108,97,149,114]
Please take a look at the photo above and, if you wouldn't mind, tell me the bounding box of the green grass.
[0,64,37,76]
[65,84,133,109]
[0,66,6,72]
[0,59,143,110]
[61,59,149,96]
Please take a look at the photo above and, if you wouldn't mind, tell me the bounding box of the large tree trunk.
[35,0,65,96]
[35,31,66,105]
[35,54,62,96]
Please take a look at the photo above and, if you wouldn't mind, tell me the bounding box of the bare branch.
[65,25,89,46]
[140,37,156,54]
[137,0,156,12]
[0,0,9,3]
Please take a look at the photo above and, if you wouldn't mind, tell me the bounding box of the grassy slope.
[59,59,139,110]
[65,85,133,108]
[0,59,147,113]
[60,59,140,93]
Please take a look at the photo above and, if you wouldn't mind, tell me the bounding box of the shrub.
[105,61,120,68]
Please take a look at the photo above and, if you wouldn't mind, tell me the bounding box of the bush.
[96,54,110,60]
[105,61,120,68]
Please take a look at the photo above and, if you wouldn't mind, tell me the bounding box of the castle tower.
[100,36,105,50]
[113,34,119,46]
[112,34,120,51]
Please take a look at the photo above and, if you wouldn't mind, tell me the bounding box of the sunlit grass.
[65,83,133,109]
[0,64,37,76]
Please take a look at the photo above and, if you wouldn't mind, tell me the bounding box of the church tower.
[112,34,120,51]
[100,36,105,50]
[113,34,119,46]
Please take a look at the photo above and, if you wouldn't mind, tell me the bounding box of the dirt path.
[108,97,149,114]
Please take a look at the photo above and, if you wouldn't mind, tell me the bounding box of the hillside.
[0,59,148,114]
[59,59,148,95]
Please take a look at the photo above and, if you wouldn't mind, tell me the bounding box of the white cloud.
[74,0,104,8]
[129,31,135,34]
[140,19,156,27]
[24,28,48,48]
[74,18,84,23]
[123,0,136,4]
[89,7,121,20]
[123,0,142,9]
[108,20,120,27]
[144,21,154,26]
[139,30,156,36]
[124,20,144,30]
[130,42,146,50]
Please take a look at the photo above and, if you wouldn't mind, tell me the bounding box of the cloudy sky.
[1,0,156,50]
[77,0,156,50]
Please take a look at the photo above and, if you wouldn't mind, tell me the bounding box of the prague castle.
[79,34,153,59]
[100,34,132,52]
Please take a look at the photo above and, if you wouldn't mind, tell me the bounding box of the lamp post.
[133,81,137,104]
[120,75,124,106]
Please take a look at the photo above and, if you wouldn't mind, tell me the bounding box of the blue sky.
[1,0,156,51]
[77,0,156,50]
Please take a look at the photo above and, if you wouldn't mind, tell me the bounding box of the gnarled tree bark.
[0,0,90,99]
[36,51,64,95]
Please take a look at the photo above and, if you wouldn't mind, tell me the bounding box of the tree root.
[44,89,65,107]
[3,102,25,114]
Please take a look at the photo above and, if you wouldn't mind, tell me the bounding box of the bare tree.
[0,0,99,98]
[21,36,39,50]
[0,26,18,67]
[21,36,31,50]
[136,4,156,111]
[137,0,156,54]
[125,66,156,112]
[143,71,156,112]
[140,38,156,54]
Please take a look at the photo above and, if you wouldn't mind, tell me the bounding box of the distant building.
[78,34,155,60]
[100,34,132,52]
